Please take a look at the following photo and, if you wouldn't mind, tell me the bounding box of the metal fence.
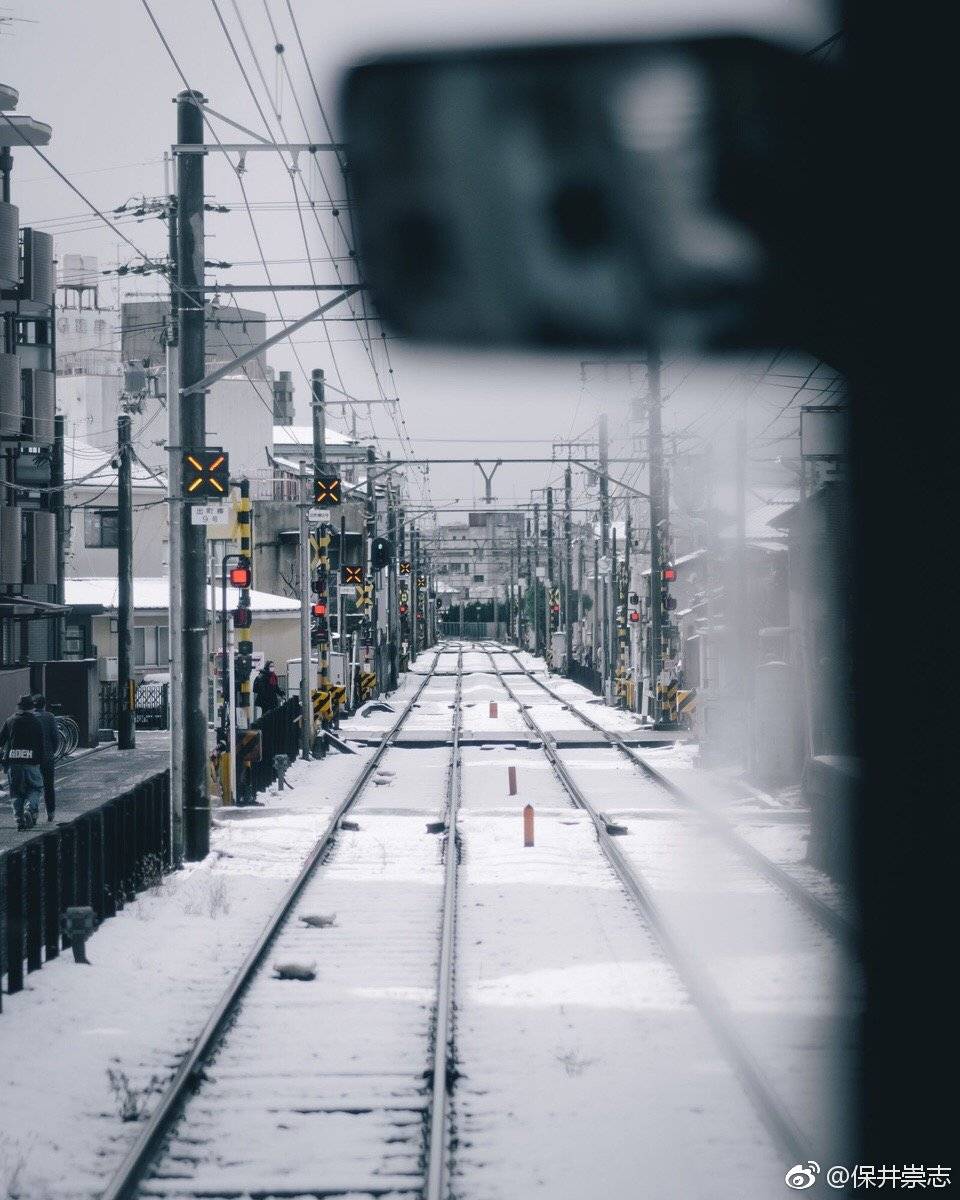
[99,681,170,731]
[1,770,170,1009]
[245,697,302,800]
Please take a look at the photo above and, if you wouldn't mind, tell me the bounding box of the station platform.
[0,734,170,854]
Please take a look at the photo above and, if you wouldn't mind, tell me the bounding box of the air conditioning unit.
[21,509,56,584]
[98,656,118,682]
[0,352,21,437]
[20,366,55,445]
[0,504,22,586]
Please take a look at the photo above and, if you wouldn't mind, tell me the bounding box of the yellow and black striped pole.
[236,479,254,725]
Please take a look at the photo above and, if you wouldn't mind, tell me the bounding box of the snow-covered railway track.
[101,647,463,1200]
[489,644,857,949]
[478,644,841,1169]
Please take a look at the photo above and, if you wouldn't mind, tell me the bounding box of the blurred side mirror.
[342,37,843,359]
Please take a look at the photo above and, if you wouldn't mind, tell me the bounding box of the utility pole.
[599,414,610,691]
[52,415,66,658]
[610,527,618,697]
[117,413,135,750]
[564,465,573,673]
[647,346,664,725]
[164,184,183,864]
[735,417,750,758]
[593,538,600,680]
[176,89,208,859]
[298,461,312,759]
[546,486,555,662]
[311,367,331,702]
[365,446,377,687]
[624,510,632,708]
[532,502,541,655]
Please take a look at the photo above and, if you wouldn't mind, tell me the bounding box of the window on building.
[134,624,169,668]
[473,573,485,583]
[84,507,119,548]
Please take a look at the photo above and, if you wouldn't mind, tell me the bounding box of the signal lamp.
[229,558,252,588]
[233,607,252,629]
[312,602,327,617]
[629,610,641,622]
[662,565,677,583]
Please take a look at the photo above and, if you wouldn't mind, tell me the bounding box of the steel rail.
[424,643,464,1200]
[491,644,858,951]
[480,643,812,1168]
[100,650,443,1200]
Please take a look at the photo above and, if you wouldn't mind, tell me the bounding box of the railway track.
[478,642,831,1168]
[486,643,858,949]
[101,646,463,1200]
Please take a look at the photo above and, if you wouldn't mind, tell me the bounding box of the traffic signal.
[182,448,229,498]
[371,536,391,569]
[233,606,252,629]
[399,603,409,616]
[629,609,641,623]
[229,556,252,588]
[311,601,327,617]
[342,564,364,586]
[313,471,341,507]
[399,560,411,575]
[662,565,677,583]
[234,653,253,683]
[416,574,426,589]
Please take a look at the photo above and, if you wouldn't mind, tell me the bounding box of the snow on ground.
[142,743,453,1198]
[0,748,373,1199]
[558,747,861,1169]
[453,746,786,1200]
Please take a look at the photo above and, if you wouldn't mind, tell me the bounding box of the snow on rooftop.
[273,424,356,448]
[65,577,300,614]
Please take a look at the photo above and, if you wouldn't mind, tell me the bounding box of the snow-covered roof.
[63,438,166,491]
[273,424,356,449]
[65,577,300,614]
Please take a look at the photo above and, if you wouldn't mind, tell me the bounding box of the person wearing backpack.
[0,695,46,831]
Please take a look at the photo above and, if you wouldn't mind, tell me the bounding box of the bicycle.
[54,714,80,760]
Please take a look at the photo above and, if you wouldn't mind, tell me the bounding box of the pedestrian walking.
[33,694,59,822]
[253,661,283,715]
[0,695,46,831]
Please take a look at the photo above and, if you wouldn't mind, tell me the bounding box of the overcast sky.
[5,0,833,522]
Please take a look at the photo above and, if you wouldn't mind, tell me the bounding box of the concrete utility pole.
[599,414,610,690]
[175,90,209,859]
[647,345,665,724]
[52,415,66,658]
[117,413,135,750]
[532,503,541,655]
[564,465,573,672]
[387,486,398,688]
[311,367,331,697]
[610,527,618,694]
[298,461,312,760]
[624,510,632,707]
[593,538,600,676]
[365,446,377,685]
[546,486,555,659]
[735,418,750,738]
[164,190,183,864]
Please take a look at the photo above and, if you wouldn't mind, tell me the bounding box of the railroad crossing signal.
[399,560,411,575]
[313,471,342,507]
[342,564,364,586]
[416,574,427,589]
[662,565,677,583]
[182,447,229,498]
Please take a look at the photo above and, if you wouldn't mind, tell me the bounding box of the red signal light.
[229,564,252,588]
[311,602,327,617]
[662,565,677,583]
[399,603,408,616]
[629,610,640,622]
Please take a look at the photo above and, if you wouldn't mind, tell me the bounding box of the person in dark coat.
[0,695,46,831]
[253,661,283,715]
[32,694,59,822]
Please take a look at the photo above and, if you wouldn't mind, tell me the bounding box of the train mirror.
[342,36,842,359]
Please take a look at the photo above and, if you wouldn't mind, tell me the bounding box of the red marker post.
[523,803,534,847]
[489,700,498,718]
[508,765,517,795]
